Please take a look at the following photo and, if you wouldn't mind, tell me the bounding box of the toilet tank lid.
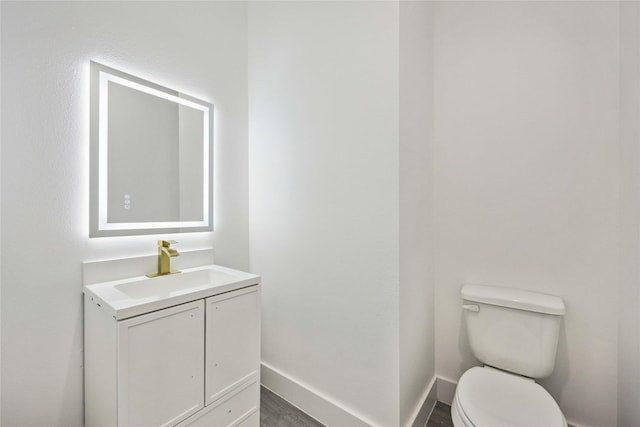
[461,284,565,315]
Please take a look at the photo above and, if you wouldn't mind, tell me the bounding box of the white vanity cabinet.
[84,279,260,427]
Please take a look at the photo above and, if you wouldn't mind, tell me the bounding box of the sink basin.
[84,264,260,320]
[114,269,239,299]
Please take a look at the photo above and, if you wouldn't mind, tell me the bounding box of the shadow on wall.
[457,310,478,373]
[538,322,570,406]
[59,294,85,427]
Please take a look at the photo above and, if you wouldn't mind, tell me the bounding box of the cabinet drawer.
[236,410,259,427]
[178,381,259,427]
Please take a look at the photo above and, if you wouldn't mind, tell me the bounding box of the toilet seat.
[452,367,567,427]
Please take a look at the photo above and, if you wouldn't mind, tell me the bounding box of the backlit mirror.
[90,61,213,237]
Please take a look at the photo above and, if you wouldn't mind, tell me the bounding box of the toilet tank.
[461,284,565,378]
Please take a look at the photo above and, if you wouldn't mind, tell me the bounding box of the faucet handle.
[158,239,178,247]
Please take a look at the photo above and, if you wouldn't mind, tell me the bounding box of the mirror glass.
[90,61,213,237]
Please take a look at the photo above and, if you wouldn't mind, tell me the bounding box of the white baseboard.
[435,377,457,405]
[261,362,449,427]
[407,376,438,427]
[261,362,373,426]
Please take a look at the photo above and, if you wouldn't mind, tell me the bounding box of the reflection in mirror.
[90,61,213,237]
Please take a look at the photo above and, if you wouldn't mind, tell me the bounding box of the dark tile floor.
[425,401,454,427]
[260,386,454,427]
[260,387,325,427]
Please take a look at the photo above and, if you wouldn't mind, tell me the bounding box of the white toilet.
[451,284,567,427]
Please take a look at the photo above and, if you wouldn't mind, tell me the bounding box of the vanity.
[83,264,261,427]
[84,62,258,426]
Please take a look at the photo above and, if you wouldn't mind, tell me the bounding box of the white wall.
[433,2,620,426]
[0,2,249,425]
[0,3,3,422]
[4,2,634,427]
[399,2,435,426]
[248,2,402,425]
[618,2,640,426]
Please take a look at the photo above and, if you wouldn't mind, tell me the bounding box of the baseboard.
[261,362,375,427]
[261,363,448,427]
[407,376,438,427]
[435,377,457,405]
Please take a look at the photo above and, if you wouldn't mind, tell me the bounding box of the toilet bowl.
[451,367,566,427]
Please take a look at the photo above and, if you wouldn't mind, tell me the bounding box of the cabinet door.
[205,286,260,405]
[118,300,205,427]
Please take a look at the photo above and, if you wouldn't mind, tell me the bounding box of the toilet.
[451,284,567,427]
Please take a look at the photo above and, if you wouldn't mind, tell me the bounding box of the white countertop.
[84,264,260,320]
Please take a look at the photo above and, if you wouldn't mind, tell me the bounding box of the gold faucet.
[146,240,181,278]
